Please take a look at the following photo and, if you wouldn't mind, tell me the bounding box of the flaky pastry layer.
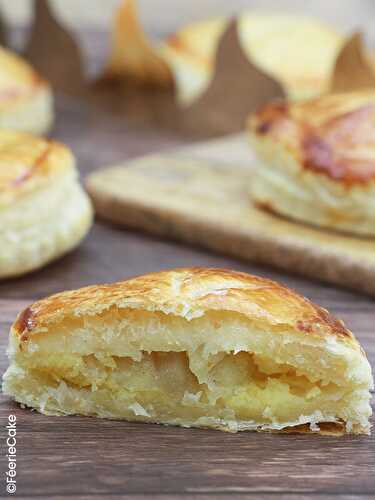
[0,174,92,278]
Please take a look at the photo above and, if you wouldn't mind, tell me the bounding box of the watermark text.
[5,414,16,494]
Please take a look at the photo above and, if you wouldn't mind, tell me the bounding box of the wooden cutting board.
[86,134,375,297]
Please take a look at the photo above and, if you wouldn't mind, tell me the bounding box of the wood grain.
[86,144,375,297]
[0,33,374,500]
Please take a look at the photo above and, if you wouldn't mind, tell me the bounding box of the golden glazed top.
[14,267,359,351]
[0,130,75,207]
[249,91,375,185]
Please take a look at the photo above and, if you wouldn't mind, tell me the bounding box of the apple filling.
[6,307,370,433]
[15,349,352,431]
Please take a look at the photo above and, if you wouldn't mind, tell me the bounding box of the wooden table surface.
[0,37,374,499]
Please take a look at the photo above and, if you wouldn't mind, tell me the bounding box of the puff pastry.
[106,1,344,104]
[248,91,375,236]
[0,47,53,134]
[162,14,343,104]
[0,130,93,278]
[3,268,373,435]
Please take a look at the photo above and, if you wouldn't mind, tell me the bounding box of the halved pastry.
[105,0,344,104]
[3,268,373,435]
[248,91,375,236]
[0,130,93,278]
[0,47,53,134]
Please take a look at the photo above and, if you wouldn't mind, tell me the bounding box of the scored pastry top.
[249,91,375,186]
[0,130,75,207]
[14,267,359,352]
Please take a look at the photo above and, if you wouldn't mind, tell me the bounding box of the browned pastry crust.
[251,95,375,185]
[13,267,355,347]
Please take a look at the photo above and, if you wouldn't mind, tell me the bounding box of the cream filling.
[5,349,369,432]
[4,309,371,433]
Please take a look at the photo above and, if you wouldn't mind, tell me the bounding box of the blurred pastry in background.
[0,47,53,134]
[248,91,375,236]
[162,14,343,104]
[105,0,344,104]
[0,130,92,278]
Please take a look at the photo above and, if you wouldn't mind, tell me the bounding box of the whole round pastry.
[248,91,375,236]
[0,130,93,278]
[0,47,53,134]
